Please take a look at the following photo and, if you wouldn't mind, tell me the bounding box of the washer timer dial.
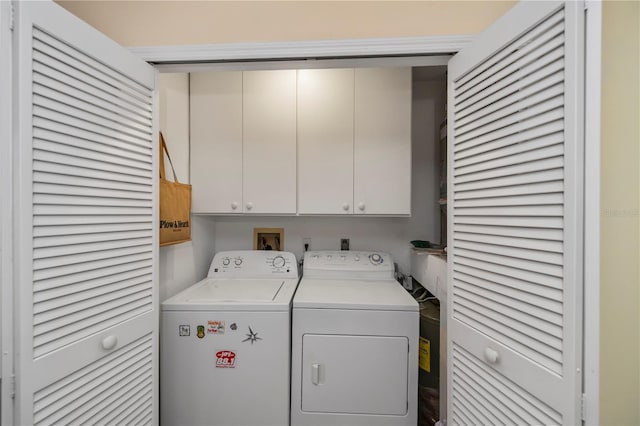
[272,256,286,268]
[369,253,383,265]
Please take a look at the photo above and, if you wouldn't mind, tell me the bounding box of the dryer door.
[302,334,409,415]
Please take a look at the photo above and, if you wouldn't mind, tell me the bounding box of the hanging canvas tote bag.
[159,132,192,246]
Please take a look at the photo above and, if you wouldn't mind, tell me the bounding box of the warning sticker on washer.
[207,320,225,334]
[419,337,431,373]
[215,350,236,368]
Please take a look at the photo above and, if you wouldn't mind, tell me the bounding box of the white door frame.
[583,1,602,424]
[0,1,14,425]
[131,29,601,424]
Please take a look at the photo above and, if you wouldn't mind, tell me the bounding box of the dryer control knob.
[222,258,230,266]
[370,253,382,264]
[235,258,243,266]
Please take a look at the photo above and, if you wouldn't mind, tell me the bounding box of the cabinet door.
[15,1,158,423]
[298,69,354,214]
[243,70,297,214]
[354,68,412,215]
[190,72,243,214]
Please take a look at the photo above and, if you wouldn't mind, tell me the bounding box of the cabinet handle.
[342,203,350,211]
[311,363,322,385]
[484,347,499,364]
[246,202,253,211]
[101,335,118,351]
[358,202,365,211]
[231,202,238,210]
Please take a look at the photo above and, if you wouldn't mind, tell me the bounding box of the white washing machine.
[291,251,419,426]
[161,250,299,426]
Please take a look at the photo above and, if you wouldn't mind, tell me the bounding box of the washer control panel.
[208,250,298,278]
[303,251,394,279]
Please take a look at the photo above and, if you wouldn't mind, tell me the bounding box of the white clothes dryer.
[161,250,299,426]
[291,251,419,426]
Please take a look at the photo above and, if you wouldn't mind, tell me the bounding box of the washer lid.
[162,278,298,311]
[293,278,418,311]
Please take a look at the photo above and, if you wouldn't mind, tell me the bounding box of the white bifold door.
[14,1,158,424]
[447,1,584,424]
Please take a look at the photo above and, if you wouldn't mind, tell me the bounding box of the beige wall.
[55,0,640,424]
[600,1,640,424]
[56,1,515,47]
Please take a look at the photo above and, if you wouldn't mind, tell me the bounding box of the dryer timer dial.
[273,256,286,268]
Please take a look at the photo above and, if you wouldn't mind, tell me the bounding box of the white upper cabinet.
[297,69,355,214]
[242,70,297,214]
[190,72,243,214]
[189,67,411,216]
[354,68,412,215]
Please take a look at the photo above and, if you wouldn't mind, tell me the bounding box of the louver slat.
[451,344,562,425]
[450,4,572,397]
[454,9,564,91]
[33,336,153,425]
[31,28,154,359]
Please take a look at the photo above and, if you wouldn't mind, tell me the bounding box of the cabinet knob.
[342,203,350,211]
[358,202,365,211]
[231,202,238,210]
[101,335,118,351]
[246,202,253,211]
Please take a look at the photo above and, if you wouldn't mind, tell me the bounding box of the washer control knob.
[273,256,286,268]
[222,258,230,266]
[370,253,382,264]
[235,258,243,266]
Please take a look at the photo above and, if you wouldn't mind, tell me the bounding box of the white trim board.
[129,35,473,64]
[0,1,14,424]
[153,55,450,74]
[583,1,602,424]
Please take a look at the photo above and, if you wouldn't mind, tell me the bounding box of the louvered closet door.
[16,2,158,424]
[447,1,584,424]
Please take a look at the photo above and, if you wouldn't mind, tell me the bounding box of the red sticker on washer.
[215,350,236,368]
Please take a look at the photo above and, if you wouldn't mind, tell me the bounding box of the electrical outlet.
[340,238,350,251]
[303,238,311,251]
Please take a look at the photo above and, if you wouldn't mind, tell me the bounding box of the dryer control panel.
[303,251,394,280]
[208,250,298,278]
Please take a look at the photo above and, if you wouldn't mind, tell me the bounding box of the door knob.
[246,202,253,211]
[484,347,499,364]
[358,202,365,211]
[101,335,118,351]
